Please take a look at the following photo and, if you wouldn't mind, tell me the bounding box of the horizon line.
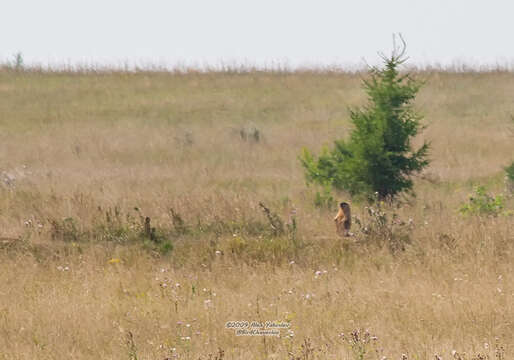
[2,54,514,74]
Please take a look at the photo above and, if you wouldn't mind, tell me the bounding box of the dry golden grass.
[0,68,513,359]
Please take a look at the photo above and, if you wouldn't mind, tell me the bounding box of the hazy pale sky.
[2,0,514,69]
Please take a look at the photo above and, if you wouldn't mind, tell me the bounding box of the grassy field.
[0,67,513,359]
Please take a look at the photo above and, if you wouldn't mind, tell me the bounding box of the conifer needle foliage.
[301,37,429,201]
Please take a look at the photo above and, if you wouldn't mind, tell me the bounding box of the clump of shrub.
[353,200,413,253]
[49,207,174,255]
[459,186,504,217]
[239,125,261,143]
[506,162,514,181]
[96,206,134,243]
[4,52,24,71]
[505,161,514,195]
[50,217,88,242]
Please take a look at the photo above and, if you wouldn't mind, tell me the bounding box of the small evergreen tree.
[301,37,429,201]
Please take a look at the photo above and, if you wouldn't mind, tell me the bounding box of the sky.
[2,0,514,70]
